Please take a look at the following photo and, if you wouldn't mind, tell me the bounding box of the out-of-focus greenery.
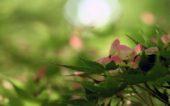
[0,0,169,105]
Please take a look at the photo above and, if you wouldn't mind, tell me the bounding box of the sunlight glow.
[78,0,111,27]
[64,0,121,28]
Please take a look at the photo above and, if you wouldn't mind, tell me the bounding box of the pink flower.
[97,39,158,69]
[109,39,133,59]
[110,39,142,60]
[161,34,170,44]
[107,39,143,69]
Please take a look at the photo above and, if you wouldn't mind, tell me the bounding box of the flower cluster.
[97,34,170,70]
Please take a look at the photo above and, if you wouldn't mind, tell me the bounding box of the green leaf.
[121,70,148,84]
[152,75,170,86]
[60,59,105,74]
[8,96,24,106]
[160,50,170,59]
[83,77,126,98]
[105,61,117,70]
[154,26,168,36]
[134,54,169,83]
[68,99,95,106]
[97,77,126,97]
[80,59,106,72]
[60,65,102,74]
[147,61,169,81]
[83,81,100,100]
[12,83,33,101]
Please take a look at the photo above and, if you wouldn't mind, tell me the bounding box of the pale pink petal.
[111,55,122,63]
[161,34,170,44]
[116,45,132,52]
[110,43,132,60]
[145,47,158,54]
[97,57,111,65]
[112,39,120,46]
[109,39,120,54]
[115,45,132,59]
[131,44,143,56]
[111,45,132,55]
[134,44,143,54]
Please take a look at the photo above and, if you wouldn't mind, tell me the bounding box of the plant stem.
[148,91,154,106]
[136,84,169,105]
[144,83,170,105]
[130,85,150,106]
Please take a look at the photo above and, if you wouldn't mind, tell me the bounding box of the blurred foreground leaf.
[60,59,105,74]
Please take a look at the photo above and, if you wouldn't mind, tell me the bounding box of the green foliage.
[61,59,105,74]
[62,35,170,106]
[0,0,170,106]
[12,83,33,101]
[105,62,118,70]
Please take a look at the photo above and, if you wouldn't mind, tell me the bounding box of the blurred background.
[0,0,169,105]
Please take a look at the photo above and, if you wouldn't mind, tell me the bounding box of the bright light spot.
[2,80,13,90]
[69,35,83,50]
[64,0,121,28]
[78,0,111,27]
[141,12,155,25]
[126,100,132,105]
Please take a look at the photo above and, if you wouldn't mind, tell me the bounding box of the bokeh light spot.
[64,0,121,28]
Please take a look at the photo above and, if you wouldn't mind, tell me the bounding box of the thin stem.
[144,83,155,106]
[144,83,169,105]
[116,93,125,106]
[136,84,169,105]
[126,34,139,45]
[149,94,154,106]
[130,85,150,106]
